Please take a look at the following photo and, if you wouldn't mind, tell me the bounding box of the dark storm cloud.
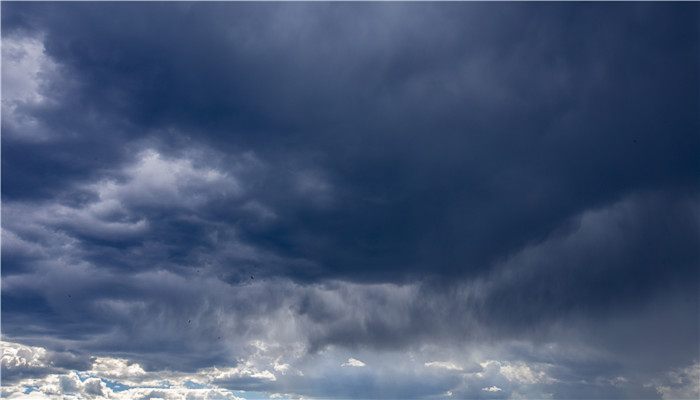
[2,2,699,399]
[3,2,698,283]
[475,192,700,329]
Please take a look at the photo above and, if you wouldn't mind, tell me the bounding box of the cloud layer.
[2,3,699,399]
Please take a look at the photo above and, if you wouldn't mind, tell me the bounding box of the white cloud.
[2,341,49,370]
[482,386,502,392]
[478,360,556,385]
[653,362,700,400]
[207,365,277,382]
[424,361,463,371]
[89,357,147,381]
[1,371,110,399]
[2,376,244,400]
[273,361,290,373]
[1,341,248,400]
[499,362,555,385]
[341,358,366,367]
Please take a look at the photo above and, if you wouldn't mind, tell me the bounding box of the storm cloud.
[2,3,699,399]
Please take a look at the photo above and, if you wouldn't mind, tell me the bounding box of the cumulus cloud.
[1,341,90,384]
[341,358,366,368]
[1,341,247,399]
[1,371,245,400]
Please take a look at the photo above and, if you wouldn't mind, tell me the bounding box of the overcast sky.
[1,3,699,400]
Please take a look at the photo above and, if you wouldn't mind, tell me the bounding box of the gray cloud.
[2,3,698,399]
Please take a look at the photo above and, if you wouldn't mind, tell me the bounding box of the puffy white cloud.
[88,357,147,383]
[482,386,502,392]
[207,365,277,383]
[2,341,49,370]
[2,376,243,400]
[340,358,366,368]
[1,341,248,400]
[109,387,243,400]
[1,371,110,399]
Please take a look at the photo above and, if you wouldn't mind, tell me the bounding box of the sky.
[1,3,699,400]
